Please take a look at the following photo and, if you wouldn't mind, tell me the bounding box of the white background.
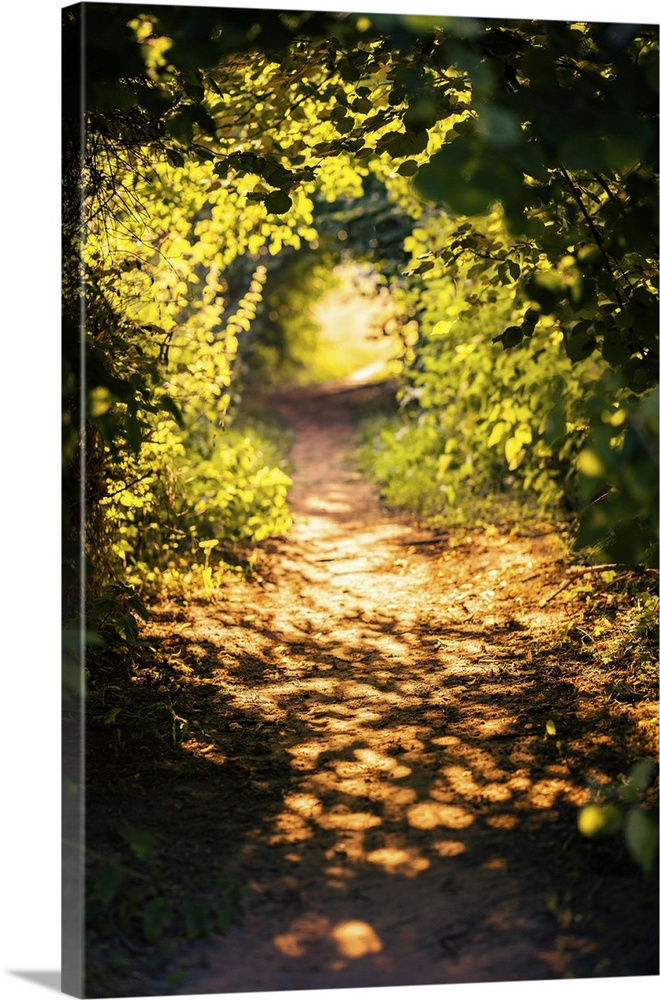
[1,1,657,998]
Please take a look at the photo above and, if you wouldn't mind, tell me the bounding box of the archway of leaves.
[62,5,659,648]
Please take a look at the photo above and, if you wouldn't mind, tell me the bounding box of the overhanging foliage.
[62,3,659,633]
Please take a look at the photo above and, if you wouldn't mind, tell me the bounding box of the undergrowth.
[356,410,564,535]
[82,408,296,995]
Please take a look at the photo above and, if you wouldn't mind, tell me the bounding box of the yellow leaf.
[504,436,524,469]
[576,448,606,478]
[487,421,509,449]
[578,803,622,837]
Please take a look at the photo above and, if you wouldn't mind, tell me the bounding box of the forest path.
[143,377,654,995]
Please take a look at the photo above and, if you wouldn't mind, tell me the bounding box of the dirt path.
[140,379,657,995]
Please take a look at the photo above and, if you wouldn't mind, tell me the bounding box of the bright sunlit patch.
[407,801,474,830]
[334,759,367,778]
[273,932,306,957]
[482,856,507,870]
[389,763,412,779]
[271,811,312,844]
[485,813,518,829]
[313,498,353,514]
[527,777,583,808]
[365,846,430,876]
[287,740,326,770]
[332,777,371,798]
[480,783,512,803]
[432,735,462,747]
[274,913,331,958]
[439,765,481,798]
[283,792,323,819]
[507,773,532,792]
[381,786,418,809]
[433,839,467,857]
[324,711,381,733]
[332,920,383,958]
[317,810,382,831]
[352,747,412,779]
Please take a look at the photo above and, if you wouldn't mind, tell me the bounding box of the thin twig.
[402,534,451,546]
[539,579,571,607]
[558,164,626,306]
[104,471,154,500]
[566,563,655,576]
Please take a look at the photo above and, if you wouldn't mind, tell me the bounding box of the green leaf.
[115,614,139,645]
[126,593,151,621]
[601,331,633,369]
[213,158,231,177]
[414,139,494,215]
[184,899,211,939]
[264,190,292,215]
[624,808,659,874]
[525,271,567,314]
[165,108,196,144]
[493,326,523,349]
[216,904,232,935]
[192,145,215,163]
[565,322,597,362]
[504,435,524,469]
[577,803,622,837]
[352,97,373,115]
[403,99,438,132]
[143,898,172,944]
[397,159,419,177]
[94,860,125,908]
[125,413,143,454]
[338,61,361,82]
[386,129,429,158]
[335,115,355,135]
[628,760,657,796]
[159,393,184,426]
[119,822,161,861]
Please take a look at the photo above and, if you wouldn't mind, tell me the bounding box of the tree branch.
[558,164,626,306]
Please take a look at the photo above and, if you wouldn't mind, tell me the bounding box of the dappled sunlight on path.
[143,381,656,994]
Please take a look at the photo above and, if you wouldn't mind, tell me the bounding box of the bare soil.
[85,378,658,997]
